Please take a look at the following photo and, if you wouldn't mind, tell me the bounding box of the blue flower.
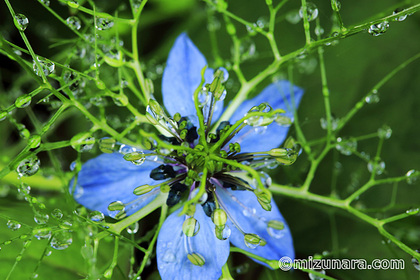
[70,33,304,279]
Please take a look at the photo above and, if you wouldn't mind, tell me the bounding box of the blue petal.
[69,153,161,217]
[157,206,230,280]
[229,80,304,152]
[216,187,294,266]
[162,33,207,118]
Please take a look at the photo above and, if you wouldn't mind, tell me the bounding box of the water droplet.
[196,86,210,107]
[89,211,105,222]
[320,117,339,131]
[367,161,386,175]
[33,226,52,240]
[267,220,285,239]
[315,26,324,36]
[7,220,21,231]
[162,249,176,263]
[239,38,256,60]
[190,188,208,204]
[15,14,29,31]
[40,0,50,6]
[33,57,55,76]
[406,208,419,215]
[67,0,80,8]
[412,250,420,271]
[285,9,301,24]
[331,0,341,12]
[127,222,139,234]
[44,250,52,257]
[52,209,63,219]
[17,156,40,177]
[299,2,318,22]
[182,217,200,237]
[34,212,49,224]
[393,8,407,22]
[15,95,31,108]
[368,21,389,36]
[406,169,418,185]
[0,110,7,121]
[31,273,39,279]
[66,16,82,30]
[123,151,146,165]
[0,185,10,197]
[365,90,380,103]
[244,233,264,249]
[132,0,143,10]
[119,144,136,155]
[335,137,357,156]
[309,269,326,280]
[50,230,72,250]
[242,208,256,217]
[219,225,231,240]
[27,135,41,149]
[96,18,114,30]
[378,125,392,139]
[113,95,128,107]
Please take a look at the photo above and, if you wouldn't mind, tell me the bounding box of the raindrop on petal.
[162,249,176,263]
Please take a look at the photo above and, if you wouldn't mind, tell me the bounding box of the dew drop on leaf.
[299,2,319,22]
[15,14,29,31]
[66,16,82,30]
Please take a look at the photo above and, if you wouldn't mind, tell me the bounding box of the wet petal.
[216,187,294,266]
[162,33,207,118]
[229,80,304,152]
[69,152,161,216]
[157,206,229,280]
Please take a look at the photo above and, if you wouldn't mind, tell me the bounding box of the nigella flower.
[70,33,304,279]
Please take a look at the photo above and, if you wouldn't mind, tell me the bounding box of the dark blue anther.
[166,182,188,206]
[222,178,248,191]
[202,192,216,217]
[158,135,179,145]
[150,164,177,180]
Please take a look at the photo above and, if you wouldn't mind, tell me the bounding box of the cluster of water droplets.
[33,57,55,77]
[298,2,319,22]
[367,160,386,175]
[335,137,357,156]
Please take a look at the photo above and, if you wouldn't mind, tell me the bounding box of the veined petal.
[162,33,207,119]
[229,80,304,152]
[157,206,230,280]
[69,152,161,216]
[216,187,294,266]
